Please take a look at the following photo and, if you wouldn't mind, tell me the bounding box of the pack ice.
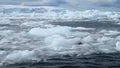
[0,5,120,66]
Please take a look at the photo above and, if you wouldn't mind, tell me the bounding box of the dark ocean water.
[2,53,120,68]
[51,21,120,31]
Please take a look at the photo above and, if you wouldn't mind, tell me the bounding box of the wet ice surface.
[0,6,120,68]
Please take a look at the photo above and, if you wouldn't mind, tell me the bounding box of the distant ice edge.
[0,5,120,22]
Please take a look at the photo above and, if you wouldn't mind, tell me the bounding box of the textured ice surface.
[28,26,72,37]
[3,50,37,63]
[116,41,120,51]
[0,5,120,66]
[0,5,120,22]
[73,27,95,30]
[44,35,81,50]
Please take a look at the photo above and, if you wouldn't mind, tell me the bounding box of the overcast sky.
[0,0,120,11]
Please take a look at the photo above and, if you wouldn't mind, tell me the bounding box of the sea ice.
[82,36,94,43]
[28,26,72,37]
[116,36,120,41]
[44,35,81,50]
[116,41,120,51]
[0,5,120,66]
[3,50,37,63]
[73,27,95,30]
[0,5,120,22]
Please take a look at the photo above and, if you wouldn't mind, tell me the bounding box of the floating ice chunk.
[72,32,90,37]
[99,47,114,53]
[118,23,120,25]
[0,30,14,36]
[116,41,120,51]
[82,36,94,43]
[0,51,6,58]
[97,36,113,42]
[0,51,5,55]
[100,37,110,41]
[3,50,37,63]
[104,30,120,35]
[0,51,7,61]
[74,43,95,55]
[28,26,72,37]
[44,35,81,50]
[0,18,10,24]
[116,36,120,41]
[99,30,107,33]
[0,38,10,44]
[97,42,116,53]
[74,27,95,30]
[99,30,120,36]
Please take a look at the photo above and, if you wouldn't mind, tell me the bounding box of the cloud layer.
[0,0,119,11]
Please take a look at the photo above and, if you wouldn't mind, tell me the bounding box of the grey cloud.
[0,0,119,11]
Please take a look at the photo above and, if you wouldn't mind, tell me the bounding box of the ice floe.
[28,26,72,37]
